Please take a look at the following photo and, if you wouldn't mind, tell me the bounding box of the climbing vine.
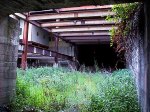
[106,3,139,50]
[105,3,144,69]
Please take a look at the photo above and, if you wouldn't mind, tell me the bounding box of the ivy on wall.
[106,3,139,50]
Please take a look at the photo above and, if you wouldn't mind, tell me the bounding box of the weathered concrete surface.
[0,17,20,105]
[143,1,150,111]
[0,0,140,16]
[128,2,150,112]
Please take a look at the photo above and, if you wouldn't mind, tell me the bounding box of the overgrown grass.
[11,67,140,112]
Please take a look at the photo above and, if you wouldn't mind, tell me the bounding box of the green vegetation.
[106,3,139,47]
[11,67,140,112]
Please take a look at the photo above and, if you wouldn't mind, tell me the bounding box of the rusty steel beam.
[63,36,110,40]
[14,13,51,32]
[15,13,26,19]
[14,13,72,44]
[21,14,29,70]
[28,45,52,56]
[75,41,110,45]
[70,39,110,42]
[29,9,54,15]
[59,32,110,36]
[28,10,115,21]
[58,5,113,12]
[27,45,73,60]
[51,26,117,33]
[41,19,115,27]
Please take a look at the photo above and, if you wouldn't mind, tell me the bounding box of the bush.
[10,67,140,112]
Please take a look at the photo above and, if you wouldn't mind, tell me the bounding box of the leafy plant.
[106,3,139,47]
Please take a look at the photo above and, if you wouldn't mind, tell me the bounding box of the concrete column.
[145,1,150,111]
[0,17,19,105]
[141,1,150,112]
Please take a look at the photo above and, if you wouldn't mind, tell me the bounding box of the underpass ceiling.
[0,0,141,16]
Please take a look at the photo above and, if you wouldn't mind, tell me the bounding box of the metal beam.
[14,13,73,44]
[28,10,115,21]
[14,13,50,30]
[75,41,110,45]
[29,9,54,15]
[27,45,73,60]
[59,32,110,36]
[15,13,26,19]
[41,19,115,27]
[51,26,116,33]
[21,14,29,70]
[70,39,110,42]
[63,36,110,40]
[58,5,113,12]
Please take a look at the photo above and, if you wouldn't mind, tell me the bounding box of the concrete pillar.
[140,1,150,111]
[0,17,19,105]
[145,1,150,111]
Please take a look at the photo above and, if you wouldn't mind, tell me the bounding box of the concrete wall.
[142,1,150,111]
[127,33,143,102]
[126,3,150,112]
[0,17,20,105]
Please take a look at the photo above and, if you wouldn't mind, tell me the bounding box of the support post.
[54,36,59,67]
[141,1,150,112]
[0,17,20,105]
[21,15,29,70]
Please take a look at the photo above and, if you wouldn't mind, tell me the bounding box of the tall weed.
[11,67,140,112]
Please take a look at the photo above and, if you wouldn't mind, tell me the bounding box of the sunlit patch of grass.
[10,67,140,112]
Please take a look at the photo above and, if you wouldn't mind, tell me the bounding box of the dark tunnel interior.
[77,44,126,71]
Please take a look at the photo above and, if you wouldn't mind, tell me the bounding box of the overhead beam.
[41,19,115,27]
[70,39,110,43]
[28,10,115,21]
[63,36,110,40]
[75,41,110,45]
[29,9,54,15]
[15,13,26,19]
[59,32,110,36]
[14,13,48,29]
[14,13,73,44]
[58,5,113,12]
[51,26,116,33]
[27,45,73,60]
